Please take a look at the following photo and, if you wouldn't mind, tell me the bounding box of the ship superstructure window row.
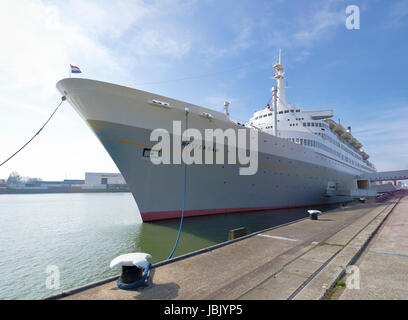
[284,137,373,171]
[251,112,368,165]
[251,111,372,169]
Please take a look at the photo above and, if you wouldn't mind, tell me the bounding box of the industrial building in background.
[0,172,129,194]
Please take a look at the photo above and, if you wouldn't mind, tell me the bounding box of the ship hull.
[57,78,362,222]
[88,119,353,221]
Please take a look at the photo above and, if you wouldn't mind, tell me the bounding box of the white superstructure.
[248,50,375,175]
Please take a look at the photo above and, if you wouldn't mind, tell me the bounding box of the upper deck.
[241,50,375,174]
[247,104,375,173]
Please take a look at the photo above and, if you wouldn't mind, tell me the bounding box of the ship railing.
[229,117,248,128]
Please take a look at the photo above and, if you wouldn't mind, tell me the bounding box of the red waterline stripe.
[141,201,349,222]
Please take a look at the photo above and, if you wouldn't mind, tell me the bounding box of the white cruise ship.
[57,52,376,221]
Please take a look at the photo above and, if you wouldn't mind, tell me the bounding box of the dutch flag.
[70,64,82,74]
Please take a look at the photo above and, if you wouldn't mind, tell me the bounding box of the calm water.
[0,193,332,300]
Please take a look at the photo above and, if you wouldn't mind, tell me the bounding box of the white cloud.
[352,106,408,171]
[292,4,344,43]
[201,19,255,59]
[265,1,345,54]
[0,1,123,93]
[0,1,173,181]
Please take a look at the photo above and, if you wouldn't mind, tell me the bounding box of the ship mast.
[271,49,286,137]
[273,49,286,109]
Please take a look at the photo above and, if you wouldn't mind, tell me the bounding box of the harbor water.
[0,192,333,299]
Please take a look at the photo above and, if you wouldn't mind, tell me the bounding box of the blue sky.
[0,0,407,180]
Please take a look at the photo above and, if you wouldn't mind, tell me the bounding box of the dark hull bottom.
[141,200,351,221]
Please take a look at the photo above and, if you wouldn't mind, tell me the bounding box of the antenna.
[224,101,230,117]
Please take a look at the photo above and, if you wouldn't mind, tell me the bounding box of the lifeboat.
[341,132,352,141]
[350,138,362,149]
[361,151,370,160]
[325,119,336,130]
[333,123,346,135]
[350,137,359,148]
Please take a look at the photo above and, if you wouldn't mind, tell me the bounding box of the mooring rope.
[167,108,189,260]
[0,96,66,168]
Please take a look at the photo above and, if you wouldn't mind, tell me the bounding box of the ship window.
[143,148,151,157]
[268,113,272,116]
[143,148,162,158]
[303,123,306,127]
[279,111,283,114]
[291,109,294,112]
[311,123,315,127]
[296,110,300,112]
[307,122,310,126]
[284,110,289,113]
[263,114,267,117]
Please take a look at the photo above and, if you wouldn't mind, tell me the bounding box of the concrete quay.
[336,193,408,299]
[48,193,405,300]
